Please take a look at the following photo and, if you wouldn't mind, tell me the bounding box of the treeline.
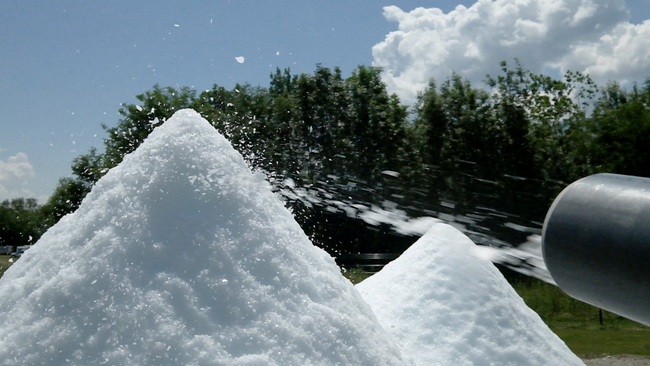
[3,60,650,255]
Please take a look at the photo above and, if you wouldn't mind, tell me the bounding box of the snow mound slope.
[356,222,584,366]
[0,109,410,366]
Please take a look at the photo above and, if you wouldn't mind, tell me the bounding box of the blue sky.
[1,0,649,202]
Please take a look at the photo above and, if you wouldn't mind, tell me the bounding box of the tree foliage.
[39,178,89,228]
[103,85,197,169]
[0,198,45,247]
[18,61,650,256]
[577,80,650,176]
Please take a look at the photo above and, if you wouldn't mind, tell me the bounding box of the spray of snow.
[277,180,554,283]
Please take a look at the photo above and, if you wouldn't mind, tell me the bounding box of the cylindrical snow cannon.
[543,173,650,326]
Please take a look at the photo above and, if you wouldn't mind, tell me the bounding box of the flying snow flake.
[235,56,245,64]
[174,24,180,27]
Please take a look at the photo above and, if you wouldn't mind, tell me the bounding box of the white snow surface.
[356,222,584,366]
[0,110,410,366]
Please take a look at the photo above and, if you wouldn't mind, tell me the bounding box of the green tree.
[71,147,105,189]
[40,178,89,227]
[485,60,597,183]
[346,66,410,184]
[414,73,499,201]
[194,83,273,169]
[414,79,448,168]
[103,85,197,169]
[293,65,351,180]
[0,198,45,247]
[581,80,650,177]
[267,68,301,178]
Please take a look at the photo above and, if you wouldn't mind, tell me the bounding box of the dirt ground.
[582,355,650,366]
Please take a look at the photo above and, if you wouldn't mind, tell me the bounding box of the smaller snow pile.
[356,222,585,366]
[0,109,409,366]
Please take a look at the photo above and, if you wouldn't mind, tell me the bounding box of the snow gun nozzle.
[543,173,650,326]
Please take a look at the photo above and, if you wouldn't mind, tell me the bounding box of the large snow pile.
[356,222,584,366]
[0,110,410,366]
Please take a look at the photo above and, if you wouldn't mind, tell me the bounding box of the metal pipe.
[542,173,650,326]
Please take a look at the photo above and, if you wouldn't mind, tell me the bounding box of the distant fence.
[336,253,401,274]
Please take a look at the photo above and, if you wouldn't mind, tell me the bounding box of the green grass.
[0,255,13,279]
[341,267,370,284]
[510,275,650,357]
[553,328,650,357]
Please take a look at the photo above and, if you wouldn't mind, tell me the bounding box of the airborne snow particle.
[235,56,245,64]
[381,170,400,177]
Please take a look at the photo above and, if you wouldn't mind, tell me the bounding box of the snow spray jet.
[278,172,650,325]
[276,177,555,284]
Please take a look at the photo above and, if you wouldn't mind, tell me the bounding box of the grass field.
[0,255,12,278]
[509,274,650,357]
[554,328,650,357]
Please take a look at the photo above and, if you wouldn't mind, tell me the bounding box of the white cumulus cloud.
[373,0,649,104]
[0,152,36,201]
